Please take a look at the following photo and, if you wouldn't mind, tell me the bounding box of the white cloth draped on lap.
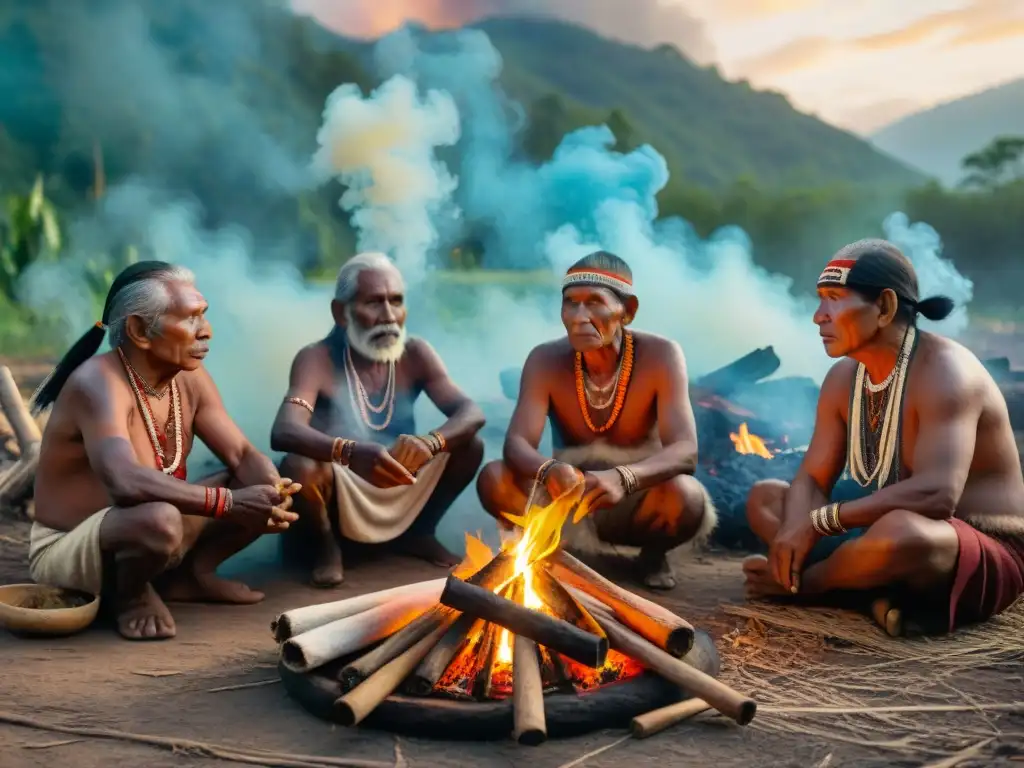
[332,454,449,543]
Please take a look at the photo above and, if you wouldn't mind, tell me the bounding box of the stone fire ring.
[279,629,721,741]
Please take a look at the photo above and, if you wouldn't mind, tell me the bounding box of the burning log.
[272,578,446,643]
[631,698,711,739]
[339,606,449,691]
[438,575,608,668]
[340,552,515,690]
[405,612,477,696]
[281,592,439,673]
[693,346,780,396]
[512,635,546,746]
[473,622,501,700]
[334,620,453,727]
[549,552,693,657]
[572,591,756,725]
[533,566,605,640]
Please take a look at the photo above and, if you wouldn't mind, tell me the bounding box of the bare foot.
[160,571,265,604]
[311,536,344,588]
[742,555,791,599]
[637,549,676,590]
[393,534,460,568]
[117,583,176,641]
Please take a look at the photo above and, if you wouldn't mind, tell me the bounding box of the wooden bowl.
[0,583,100,637]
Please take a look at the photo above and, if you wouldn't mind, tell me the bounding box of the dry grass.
[709,600,1024,762]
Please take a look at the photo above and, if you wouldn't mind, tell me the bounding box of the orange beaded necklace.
[574,331,634,433]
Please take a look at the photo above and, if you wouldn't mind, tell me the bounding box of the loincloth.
[28,509,111,596]
[332,454,449,544]
[947,516,1024,632]
[553,440,716,549]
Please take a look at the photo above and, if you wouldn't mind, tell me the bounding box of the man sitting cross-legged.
[477,251,716,590]
[29,261,300,641]
[744,239,1024,634]
[271,252,486,587]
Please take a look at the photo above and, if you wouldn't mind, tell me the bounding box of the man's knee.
[452,435,486,468]
[745,479,789,542]
[476,459,507,511]
[645,474,711,541]
[130,503,184,558]
[866,509,958,580]
[280,454,333,500]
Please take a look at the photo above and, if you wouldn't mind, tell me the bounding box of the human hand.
[543,461,584,501]
[389,434,435,475]
[228,484,299,532]
[768,513,820,593]
[349,442,416,489]
[579,469,627,517]
[267,478,303,532]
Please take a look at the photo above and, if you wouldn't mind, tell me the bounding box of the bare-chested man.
[29,261,300,641]
[270,252,486,587]
[744,240,1024,634]
[476,251,716,590]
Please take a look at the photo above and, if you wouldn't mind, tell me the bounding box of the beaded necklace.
[344,343,396,432]
[847,326,916,489]
[117,348,184,477]
[575,331,635,434]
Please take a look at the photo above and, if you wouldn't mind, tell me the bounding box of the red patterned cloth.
[947,518,1024,632]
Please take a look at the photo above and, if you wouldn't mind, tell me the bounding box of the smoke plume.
[14,11,974,557]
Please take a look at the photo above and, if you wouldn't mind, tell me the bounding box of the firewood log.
[512,635,547,745]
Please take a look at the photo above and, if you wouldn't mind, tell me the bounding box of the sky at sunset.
[293,0,1024,134]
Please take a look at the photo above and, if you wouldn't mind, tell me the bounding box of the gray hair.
[107,264,196,348]
[333,252,402,304]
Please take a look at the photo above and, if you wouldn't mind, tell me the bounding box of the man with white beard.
[271,253,486,587]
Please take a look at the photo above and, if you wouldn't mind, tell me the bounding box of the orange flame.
[730,422,774,459]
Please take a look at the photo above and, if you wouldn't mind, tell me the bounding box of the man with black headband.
[270,252,486,587]
[743,239,1024,634]
[477,251,715,590]
[29,261,299,641]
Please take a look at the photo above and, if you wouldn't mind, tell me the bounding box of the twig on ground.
[130,670,182,678]
[920,738,994,768]
[0,534,26,545]
[206,678,280,693]
[21,739,83,749]
[762,703,1024,716]
[555,734,631,768]
[0,710,396,768]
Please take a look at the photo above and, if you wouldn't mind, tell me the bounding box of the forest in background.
[1,0,1022,356]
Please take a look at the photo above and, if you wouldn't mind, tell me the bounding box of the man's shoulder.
[527,337,573,364]
[915,333,989,395]
[630,330,680,356]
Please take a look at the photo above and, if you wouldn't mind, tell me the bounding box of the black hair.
[30,260,178,414]
[568,250,633,283]
[833,239,955,325]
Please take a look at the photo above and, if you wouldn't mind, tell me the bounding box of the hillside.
[871,78,1024,187]
[333,17,923,190]
[474,18,923,189]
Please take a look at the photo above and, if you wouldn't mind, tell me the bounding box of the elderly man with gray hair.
[271,252,485,587]
[28,261,300,641]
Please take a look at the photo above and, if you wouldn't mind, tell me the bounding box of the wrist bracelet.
[810,502,846,536]
[613,465,638,496]
[535,458,556,484]
[429,431,446,454]
[332,437,355,466]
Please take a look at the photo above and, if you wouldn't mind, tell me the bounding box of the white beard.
[345,308,407,364]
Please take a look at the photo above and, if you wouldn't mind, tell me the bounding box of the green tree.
[0,174,61,303]
[959,136,1024,189]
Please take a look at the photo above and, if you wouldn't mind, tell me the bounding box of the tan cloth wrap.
[28,508,111,596]
[332,454,449,543]
[554,440,717,549]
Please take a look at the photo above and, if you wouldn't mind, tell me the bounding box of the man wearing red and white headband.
[743,238,1024,634]
[477,250,715,590]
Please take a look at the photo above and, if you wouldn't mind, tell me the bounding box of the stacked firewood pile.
[0,367,42,520]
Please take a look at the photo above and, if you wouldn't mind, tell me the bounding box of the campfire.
[729,422,775,460]
[273,485,755,744]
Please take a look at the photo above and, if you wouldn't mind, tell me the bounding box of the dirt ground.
[1,325,1023,767]
[1,513,1021,768]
